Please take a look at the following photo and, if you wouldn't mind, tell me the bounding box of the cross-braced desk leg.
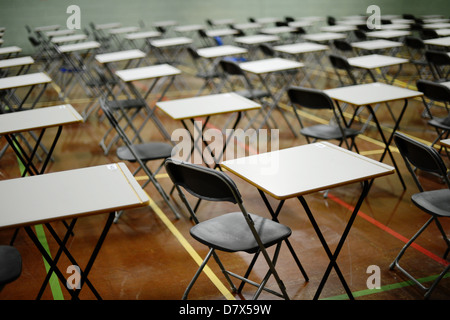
[297,180,370,300]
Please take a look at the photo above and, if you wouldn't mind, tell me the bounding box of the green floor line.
[322,273,450,300]
[16,149,64,300]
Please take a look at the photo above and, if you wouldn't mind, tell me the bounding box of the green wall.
[0,0,449,54]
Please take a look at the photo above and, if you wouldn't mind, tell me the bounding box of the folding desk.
[114,64,182,143]
[379,24,410,30]
[108,26,140,49]
[436,29,450,37]
[0,104,83,176]
[0,72,52,112]
[347,54,409,84]
[274,42,329,82]
[0,56,34,76]
[239,57,305,134]
[302,32,346,43]
[366,30,411,40]
[0,162,149,299]
[350,39,403,55]
[260,26,296,42]
[123,30,162,51]
[423,23,450,30]
[424,36,450,48]
[50,34,88,45]
[148,37,193,65]
[55,41,101,99]
[234,34,280,58]
[320,25,356,33]
[0,46,22,58]
[45,29,75,38]
[325,82,423,189]
[221,142,394,299]
[156,92,260,167]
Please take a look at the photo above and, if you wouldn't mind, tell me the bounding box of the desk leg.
[298,181,370,300]
[257,189,309,281]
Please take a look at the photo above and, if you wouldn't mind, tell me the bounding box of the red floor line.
[327,193,449,267]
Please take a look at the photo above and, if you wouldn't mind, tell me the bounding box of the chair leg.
[182,248,214,300]
[389,217,438,294]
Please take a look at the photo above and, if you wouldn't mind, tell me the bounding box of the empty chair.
[425,50,450,81]
[333,39,355,57]
[416,80,450,147]
[390,132,450,299]
[187,46,221,95]
[404,36,429,80]
[353,29,367,41]
[0,245,22,291]
[327,16,336,26]
[421,28,439,40]
[259,43,277,58]
[165,158,302,300]
[99,98,180,222]
[329,54,358,86]
[287,86,360,152]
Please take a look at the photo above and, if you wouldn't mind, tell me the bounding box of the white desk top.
[210,18,235,26]
[424,36,450,47]
[197,45,248,58]
[0,163,149,230]
[232,22,262,30]
[325,82,423,106]
[320,25,356,32]
[115,64,181,82]
[274,42,329,54]
[347,54,408,69]
[234,34,280,45]
[288,21,314,28]
[239,57,304,74]
[94,22,122,30]
[205,28,238,37]
[436,29,450,36]
[108,26,140,34]
[150,37,193,47]
[51,34,88,44]
[34,24,60,32]
[46,29,76,37]
[174,24,205,33]
[0,46,21,55]
[58,41,101,53]
[260,26,296,34]
[351,39,403,50]
[0,56,34,69]
[0,104,83,135]
[255,17,279,24]
[423,23,450,29]
[0,72,52,90]
[124,30,162,40]
[440,138,450,147]
[156,92,260,120]
[379,24,410,30]
[95,49,146,64]
[366,30,411,39]
[302,32,346,42]
[152,20,178,27]
[221,142,394,200]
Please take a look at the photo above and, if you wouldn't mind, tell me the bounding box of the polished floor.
[0,43,449,302]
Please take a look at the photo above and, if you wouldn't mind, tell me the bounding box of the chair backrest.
[329,54,357,85]
[333,39,353,52]
[353,29,367,40]
[421,29,439,40]
[187,46,200,60]
[259,43,276,57]
[425,50,450,66]
[416,79,450,103]
[287,86,335,110]
[220,59,244,76]
[393,132,450,191]
[327,16,336,26]
[404,36,425,50]
[165,158,242,205]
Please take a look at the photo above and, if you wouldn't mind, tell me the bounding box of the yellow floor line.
[144,191,236,300]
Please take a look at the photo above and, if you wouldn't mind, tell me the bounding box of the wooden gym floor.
[0,52,449,302]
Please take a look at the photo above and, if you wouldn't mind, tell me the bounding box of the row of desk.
[0,15,448,300]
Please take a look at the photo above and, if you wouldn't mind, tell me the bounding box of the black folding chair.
[416,80,450,150]
[425,50,450,82]
[100,98,180,222]
[165,158,300,300]
[287,86,360,152]
[390,132,450,299]
[0,245,22,291]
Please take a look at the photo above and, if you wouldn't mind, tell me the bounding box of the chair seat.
[0,246,22,287]
[117,142,172,162]
[411,189,450,217]
[301,125,360,140]
[190,212,291,254]
[235,89,269,100]
[428,117,450,130]
[106,99,145,110]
